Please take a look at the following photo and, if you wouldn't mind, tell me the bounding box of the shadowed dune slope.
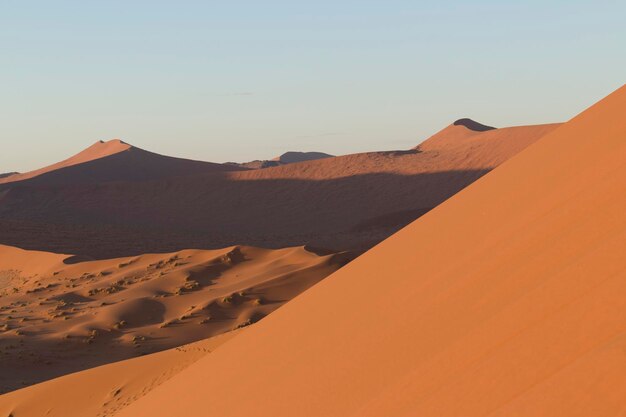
[115,86,626,417]
[0,123,558,258]
[0,244,351,393]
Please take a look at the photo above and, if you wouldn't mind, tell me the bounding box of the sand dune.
[108,86,626,416]
[0,139,131,185]
[0,122,558,258]
[0,244,350,393]
[0,139,242,187]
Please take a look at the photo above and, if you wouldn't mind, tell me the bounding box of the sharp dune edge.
[87,85,626,417]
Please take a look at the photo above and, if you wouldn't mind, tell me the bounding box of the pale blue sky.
[1,1,624,172]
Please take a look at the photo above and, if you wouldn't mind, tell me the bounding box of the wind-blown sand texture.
[101,86,626,416]
[0,122,559,258]
[0,244,350,393]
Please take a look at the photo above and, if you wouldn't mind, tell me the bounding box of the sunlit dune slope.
[116,86,626,417]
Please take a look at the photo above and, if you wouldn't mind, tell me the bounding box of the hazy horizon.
[2,1,625,172]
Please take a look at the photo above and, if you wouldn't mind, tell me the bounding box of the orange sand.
[111,86,626,416]
[0,244,350,392]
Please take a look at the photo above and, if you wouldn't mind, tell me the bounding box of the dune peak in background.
[0,139,131,184]
[0,139,243,188]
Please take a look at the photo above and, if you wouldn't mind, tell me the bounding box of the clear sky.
[1,1,624,172]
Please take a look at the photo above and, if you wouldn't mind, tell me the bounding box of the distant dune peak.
[0,137,243,187]
[453,118,496,131]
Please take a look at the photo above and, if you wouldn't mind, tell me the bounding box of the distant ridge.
[453,118,496,131]
[0,172,18,179]
[272,151,334,164]
[228,150,334,170]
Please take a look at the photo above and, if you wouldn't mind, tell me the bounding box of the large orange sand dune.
[103,86,626,416]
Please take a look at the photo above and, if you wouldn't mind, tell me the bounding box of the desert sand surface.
[0,331,238,417]
[0,121,559,258]
[0,244,350,393]
[112,86,626,416]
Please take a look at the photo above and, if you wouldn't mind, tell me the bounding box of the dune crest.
[112,86,626,416]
